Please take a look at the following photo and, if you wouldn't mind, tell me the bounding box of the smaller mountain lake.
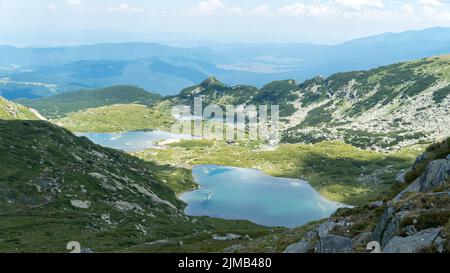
[180,165,345,228]
[76,130,193,152]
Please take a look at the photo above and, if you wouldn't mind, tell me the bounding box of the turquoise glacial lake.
[180,165,345,228]
[76,130,193,152]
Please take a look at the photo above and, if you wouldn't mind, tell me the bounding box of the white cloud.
[66,0,81,7]
[186,0,242,15]
[334,0,384,10]
[249,5,272,15]
[308,3,332,16]
[396,1,450,22]
[278,0,386,17]
[419,0,443,7]
[419,0,450,20]
[108,4,144,13]
[419,0,445,17]
[400,4,415,16]
[183,0,450,22]
[46,4,57,10]
[278,2,331,16]
[278,3,307,16]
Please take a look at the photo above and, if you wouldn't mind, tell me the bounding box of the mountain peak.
[200,76,225,88]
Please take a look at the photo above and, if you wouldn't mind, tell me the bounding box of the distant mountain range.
[1,27,450,99]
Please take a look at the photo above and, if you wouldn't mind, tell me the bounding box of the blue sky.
[1,0,450,45]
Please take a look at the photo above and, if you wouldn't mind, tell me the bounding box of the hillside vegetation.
[0,120,276,252]
[53,104,175,133]
[16,85,162,119]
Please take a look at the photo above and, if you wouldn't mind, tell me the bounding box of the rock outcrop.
[283,240,311,253]
[383,228,443,253]
[317,235,353,253]
[417,158,450,192]
[371,149,450,253]
[284,145,450,253]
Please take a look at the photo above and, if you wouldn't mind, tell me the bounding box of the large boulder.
[318,221,336,237]
[283,240,311,253]
[352,232,373,250]
[70,200,91,209]
[317,235,353,253]
[412,153,428,171]
[390,156,450,200]
[383,228,443,253]
[393,179,421,201]
[395,172,406,184]
[369,201,384,208]
[372,206,408,247]
[418,159,450,192]
[283,231,317,253]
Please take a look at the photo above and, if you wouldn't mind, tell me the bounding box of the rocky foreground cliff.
[273,138,450,253]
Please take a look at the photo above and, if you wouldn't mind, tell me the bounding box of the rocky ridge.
[282,56,450,151]
[167,56,450,151]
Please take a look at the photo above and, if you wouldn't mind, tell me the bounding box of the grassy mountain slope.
[16,86,162,119]
[53,103,175,133]
[0,120,274,252]
[282,55,450,150]
[0,96,41,120]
